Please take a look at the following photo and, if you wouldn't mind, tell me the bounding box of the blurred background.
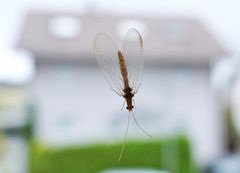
[1,0,240,173]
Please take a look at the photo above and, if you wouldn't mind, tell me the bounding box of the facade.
[18,12,226,165]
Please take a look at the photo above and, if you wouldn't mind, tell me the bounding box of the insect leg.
[131,111,152,138]
[132,99,137,109]
[121,100,126,110]
[117,75,124,83]
[118,111,131,162]
[109,88,123,96]
[133,83,142,94]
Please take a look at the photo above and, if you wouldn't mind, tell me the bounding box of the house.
[18,12,226,165]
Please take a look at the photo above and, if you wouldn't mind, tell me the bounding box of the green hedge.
[30,135,200,173]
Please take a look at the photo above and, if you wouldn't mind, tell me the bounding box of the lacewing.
[93,28,151,162]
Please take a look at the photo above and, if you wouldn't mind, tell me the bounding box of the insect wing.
[93,33,124,95]
[122,28,143,93]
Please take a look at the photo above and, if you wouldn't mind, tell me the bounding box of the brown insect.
[93,28,151,162]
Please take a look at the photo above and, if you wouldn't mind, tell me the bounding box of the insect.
[93,28,152,162]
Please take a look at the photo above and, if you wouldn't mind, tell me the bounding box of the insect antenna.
[131,111,152,138]
[118,111,131,162]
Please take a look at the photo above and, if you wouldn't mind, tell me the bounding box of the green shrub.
[30,135,200,173]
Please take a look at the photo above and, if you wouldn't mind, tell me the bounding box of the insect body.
[93,28,151,161]
[118,51,134,111]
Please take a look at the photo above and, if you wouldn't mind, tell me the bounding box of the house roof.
[18,12,226,66]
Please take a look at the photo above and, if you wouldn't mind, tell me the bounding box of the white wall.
[32,66,224,165]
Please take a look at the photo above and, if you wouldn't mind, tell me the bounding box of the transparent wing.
[93,32,124,95]
[122,28,143,93]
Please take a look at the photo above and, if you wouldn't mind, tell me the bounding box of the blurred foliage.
[3,102,35,139]
[225,106,239,152]
[30,135,200,173]
[0,133,6,157]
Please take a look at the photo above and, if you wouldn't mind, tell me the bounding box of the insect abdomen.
[118,51,129,88]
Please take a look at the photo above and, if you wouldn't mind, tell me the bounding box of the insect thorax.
[123,87,134,99]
